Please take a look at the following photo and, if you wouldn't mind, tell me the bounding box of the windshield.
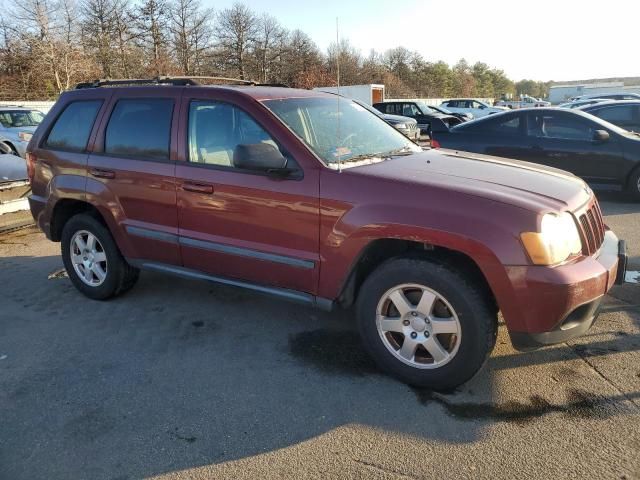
[0,110,44,128]
[263,97,421,168]
[435,105,452,114]
[415,102,436,114]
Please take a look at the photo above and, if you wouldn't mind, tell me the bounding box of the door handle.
[182,181,214,194]
[89,168,116,179]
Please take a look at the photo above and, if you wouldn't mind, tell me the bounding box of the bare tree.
[214,3,258,79]
[327,38,362,86]
[169,0,213,75]
[11,0,90,93]
[81,0,118,77]
[134,0,173,75]
[252,14,285,83]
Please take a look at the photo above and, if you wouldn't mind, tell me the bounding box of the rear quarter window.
[105,98,173,160]
[44,100,103,152]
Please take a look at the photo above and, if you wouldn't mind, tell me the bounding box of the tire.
[61,213,139,300]
[626,167,640,201]
[356,256,498,391]
[0,141,13,155]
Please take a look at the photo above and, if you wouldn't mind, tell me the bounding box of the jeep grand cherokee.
[27,77,627,390]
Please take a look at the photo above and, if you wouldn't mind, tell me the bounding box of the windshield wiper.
[378,146,415,157]
[339,146,414,163]
[340,153,383,163]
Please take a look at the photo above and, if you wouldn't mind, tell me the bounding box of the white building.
[313,84,385,105]
[549,81,640,104]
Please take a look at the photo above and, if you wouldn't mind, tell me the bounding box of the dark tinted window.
[105,98,173,160]
[188,100,280,168]
[44,100,102,152]
[463,114,520,135]
[594,105,634,124]
[528,113,592,140]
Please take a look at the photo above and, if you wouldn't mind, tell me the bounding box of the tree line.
[0,0,551,100]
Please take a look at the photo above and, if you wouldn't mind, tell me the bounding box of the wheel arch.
[50,199,108,241]
[336,237,497,315]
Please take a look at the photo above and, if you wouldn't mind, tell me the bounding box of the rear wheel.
[356,257,497,390]
[61,214,139,300]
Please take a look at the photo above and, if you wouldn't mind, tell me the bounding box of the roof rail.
[75,76,260,89]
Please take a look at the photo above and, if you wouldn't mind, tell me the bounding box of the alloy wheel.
[375,283,462,369]
[70,230,108,287]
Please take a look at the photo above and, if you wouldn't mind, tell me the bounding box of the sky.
[204,0,640,82]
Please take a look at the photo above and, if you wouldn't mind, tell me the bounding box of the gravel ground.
[0,194,639,480]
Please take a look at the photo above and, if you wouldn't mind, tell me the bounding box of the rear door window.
[105,98,173,160]
[44,100,102,152]
[594,105,634,124]
[462,114,521,135]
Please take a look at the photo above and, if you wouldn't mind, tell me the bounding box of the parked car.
[432,107,640,198]
[496,95,551,109]
[373,100,462,136]
[28,78,626,390]
[440,98,506,118]
[571,92,640,102]
[428,104,473,121]
[353,99,420,140]
[579,100,640,133]
[0,106,46,158]
[558,98,608,109]
[0,150,27,181]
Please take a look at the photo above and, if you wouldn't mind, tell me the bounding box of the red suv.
[27,78,627,390]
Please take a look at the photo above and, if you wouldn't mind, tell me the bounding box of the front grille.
[577,200,605,255]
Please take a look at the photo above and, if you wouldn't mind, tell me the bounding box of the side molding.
[129,260,333,311]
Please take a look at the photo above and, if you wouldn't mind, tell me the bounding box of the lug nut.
[424,332,430,338]
[410,332,417,339]
[411,312,417,317]
[403,320,410,326]
[425,318,430,324]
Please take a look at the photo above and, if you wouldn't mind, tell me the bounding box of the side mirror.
[233,143,288,173]
[593,130,610,143]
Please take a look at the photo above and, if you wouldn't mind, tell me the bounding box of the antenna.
[336,17,342,173]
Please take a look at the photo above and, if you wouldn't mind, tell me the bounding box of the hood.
[347,149,591,212]
[381,113,416,125]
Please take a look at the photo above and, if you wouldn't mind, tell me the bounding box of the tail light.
[26,152,36,183]
[430,139,441,149]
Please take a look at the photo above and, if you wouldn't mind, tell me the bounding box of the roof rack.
[75,76,261,89]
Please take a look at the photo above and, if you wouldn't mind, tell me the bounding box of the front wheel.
[356,257,497,390]
[626,168,640,201]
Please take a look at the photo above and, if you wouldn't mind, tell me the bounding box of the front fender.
[318,199,533,331]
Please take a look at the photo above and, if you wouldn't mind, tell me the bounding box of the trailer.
[313,84,385,105]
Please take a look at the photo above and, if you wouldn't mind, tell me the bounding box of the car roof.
[578,99,640,109]
[70,83,334,102]
[452,106,602,129]
[0,106,36,110]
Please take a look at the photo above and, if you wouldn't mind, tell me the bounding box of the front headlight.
[18,132,32,142]
[394,123,407,129]
[520,212,582,265]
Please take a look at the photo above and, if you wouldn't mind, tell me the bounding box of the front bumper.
[504,230,626,351]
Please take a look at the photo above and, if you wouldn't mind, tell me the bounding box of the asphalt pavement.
[0,194,639,480]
